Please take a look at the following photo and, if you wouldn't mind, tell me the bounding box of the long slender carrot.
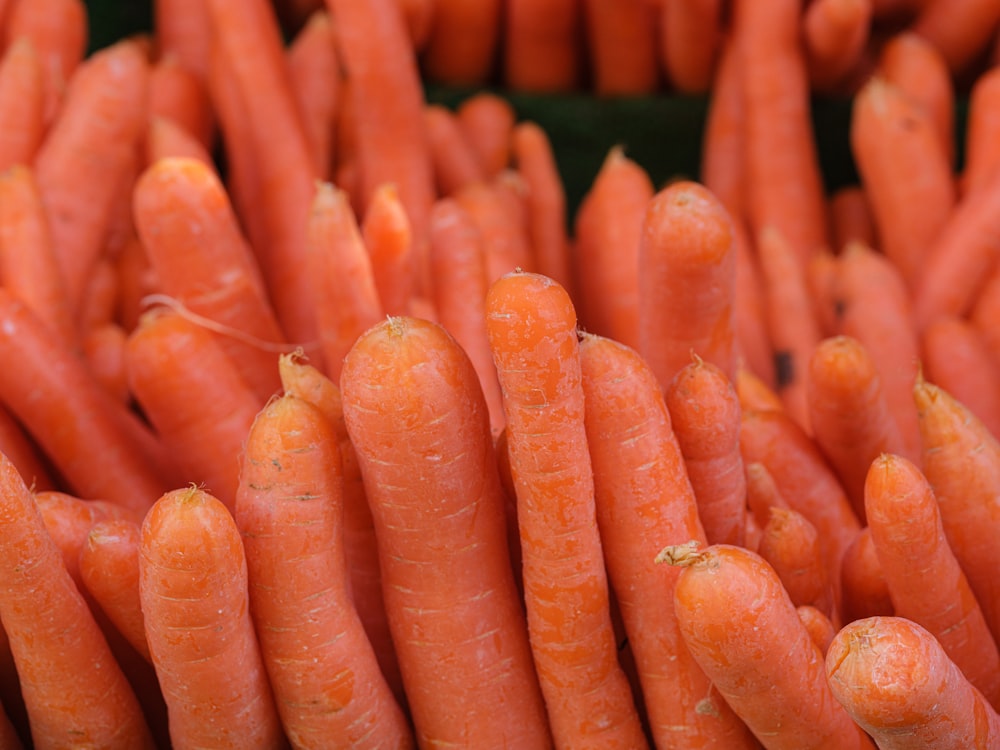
[0,39,44,172]
[147,54,215,151]
[909,0,1000,75]
[154,0,212,80]
[803,0,873,92]
[582,0,660,95]
[504,0,583,92]
[0,453,155,749]
[423,104,486,196]
[421,0,503,86]
[286,10,339,181]
[759,506,836,621]
[456,92,516,178]
[342,315,553,747]
[236,392,414,747]
[140,487,287,749]
[486,271,649,747]
[963,65,1000,196]
[659,0,723,93]
[637,181,737,391]
[700,33,745,220]
[827,616,1000,749]
[362,182,415,317]
[664,543,874,749]
[32,38,149,315]
[579,333,758,749]
[454,176,534,285]
[665,357,747,547]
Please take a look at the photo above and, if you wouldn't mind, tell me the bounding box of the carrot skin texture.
[0,454,156,749]
[341,316,552,748]
[486,272,649,748]
[670,544,874,749]
[0,39,45,173]
[140,488,287,750]
[827,616,1000,750]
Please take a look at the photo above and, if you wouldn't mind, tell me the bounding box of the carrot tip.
[654,539,702,566]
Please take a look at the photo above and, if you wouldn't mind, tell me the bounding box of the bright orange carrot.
[659,0,723,93]
[582,0,660,94]
[155,0,212,80]
[803,0,873,92]
[828,184,877,252]
[841,525,895,623]
[797,604,836,656]
[423,103,486,196]
[700,33,745,220]
[145,114,214,168]
[140,487,287,749]
[0,404,51,492]
[637,181,737,390]
[665,543,874,749]
[580,334,758,749]
[147,54,214,150]
[910,0,1000,75]
[736,361,786,414]
[456,92,516,177]
[454,175,534,285]
[850,77,955,290]
[665,357,747,547]
[0,453,155,749]
[744,460,789,522]
[504,0,583,92]
[865,453,1000,708]
[421,0,502,85]
[286,10,339,180]
[236,392,414,747]
[962,65,1000,196]
[32,38,149,315]
[342,315,553,747]
[733,222,777,389]
[827,616,1000,749]
[0,39,44,172]
[486,271,648,747]
[758,506,836,620]
[362,182,415,317]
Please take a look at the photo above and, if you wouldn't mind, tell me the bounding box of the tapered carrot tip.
[654,540,703,566]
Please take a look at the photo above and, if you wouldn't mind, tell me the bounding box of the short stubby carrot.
[341,315,552,748]
[637,180,737,391]
[665,543,874,749]
[485,271,649,748]
[827,616,1000,750]
[139,487,287,750]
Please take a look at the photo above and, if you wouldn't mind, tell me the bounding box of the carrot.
[362,182,416,317]
[511,121,574,297]
[420,0,503,86]
[664,543,874,749]
[909,0,1000,75]
[922,315,1000,439]
[865,453,1000,708]
[341,315,552,747]
[637,181,737,390]
[969,261,1000,372]
[665,357,747,547]
[756,226,822,432]
[807,335,911,519]
[0,453,156,749]
[850,77,955,290]
[395,0,435,50]
[833,241,922,461]
[828,184,877,252]
[579,333,758,749]
[78,518,151,664]
[236,392,414,747]
[736,361,786,414]
[744,460,789,522]
[147,54,215,151]
[145,114,214,168]
[427,198,506,437]
[154,0,212,80]
[759,506,836,621]
[581,0,660,95]
[827,616,1000,750]
[454,175,534,285]
[286,10,339,180]
[125,308,263,512]
[0,404,51,492]
[140,487,287,749]
[797,604,836,656]
[307,182,383,377]
[806,247,841,338]
[733,0,830,266]
[841,526,895,623]
[423,104,486,196]
[962,66,1000,196]
[0,165,74,349]
[878,31,956,169]
[456,92,516,178]
[0,39,44,172]
[700,33,745,220]
[32,38,149,316]
[803,0,873,92]
[572,146,651,351]
[504,0,583,92]
[325,0,436,295]
[914,377,1000,646]
[485,271,648,747]
[659,0,723,93]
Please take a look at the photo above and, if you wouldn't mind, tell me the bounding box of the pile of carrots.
[0,0,999,747]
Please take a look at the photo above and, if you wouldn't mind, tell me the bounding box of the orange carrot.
[81,323,130,406]
[421,0,503,86]
[803,0,873,92]
[579,334,758,748]
[909,0,1000,75]
[665,543,874,749]
[454,175,534,285]
[572,146,651,351]
[736,361,786,414]
[827,616,1000,749]
[236,393,414,747]
[145,114,214,168]
[423,104,486,196]
[744,460,789,521]
[665,357,747,547]
[486,271,648,747]
[147,54,215,150]
[32,38,149,315]
[140,487,287,749]
[865,453,1000,708]
[659,0,723,93]
[0,39,44,172]
[0,453,155,749]
[154,0,212,80]
[758,506,836,621]
[125,309,263,512]
[286,10,339,180]
[841,525,895,623]
[362,182,416,317]
[637,181,737,390]
[962,66,1000,196]
[797,604,836,656]
[342,315,553,747]
[828,184,877,252]
[504,0,583,92]
[850,77,955,289]
[456,92,516,177]
[700,33,745,220]
[0,404,51,492]
[582,0,660,95]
